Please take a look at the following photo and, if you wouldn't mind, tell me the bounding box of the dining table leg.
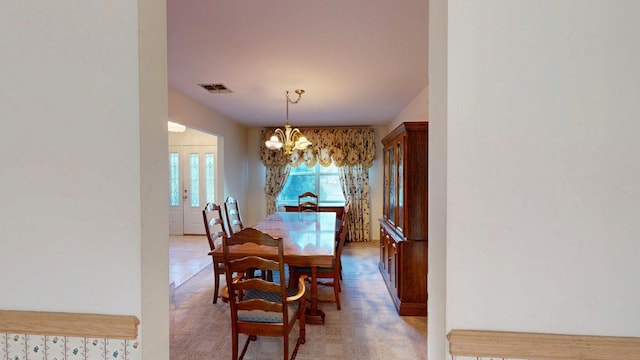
[305,266,325,325]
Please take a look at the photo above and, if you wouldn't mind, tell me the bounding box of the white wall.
[168,88,249,217]
[0,1,169,359]
[446,0,640,342]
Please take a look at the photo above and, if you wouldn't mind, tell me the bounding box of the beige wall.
[168,88,249,216]
[0,1,169,359]
[245,128,267,227]
[434,1,640,359]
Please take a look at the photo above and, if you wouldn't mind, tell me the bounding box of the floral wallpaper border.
[0,333,140,360]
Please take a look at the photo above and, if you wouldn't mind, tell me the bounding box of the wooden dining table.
[210,211,337,325]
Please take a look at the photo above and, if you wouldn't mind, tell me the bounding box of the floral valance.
[260,127,377,168]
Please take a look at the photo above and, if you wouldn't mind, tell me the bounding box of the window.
[277,163,345,206]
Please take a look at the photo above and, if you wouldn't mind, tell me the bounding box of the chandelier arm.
[273,128,286,140]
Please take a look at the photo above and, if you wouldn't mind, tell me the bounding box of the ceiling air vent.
[198,83,232,93]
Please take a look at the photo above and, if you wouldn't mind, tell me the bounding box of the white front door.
[169,145,216,235]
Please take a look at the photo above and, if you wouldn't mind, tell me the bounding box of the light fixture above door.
[264,89,312,155]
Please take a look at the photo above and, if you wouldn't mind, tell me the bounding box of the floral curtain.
[261,128,376,241]
[260,128,376,168]
[264,164,291,215]
[339,164,371,242]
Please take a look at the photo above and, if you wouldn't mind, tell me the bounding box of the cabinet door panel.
[389,239,397,289]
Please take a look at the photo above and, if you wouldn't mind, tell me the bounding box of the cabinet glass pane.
[384,148,390,218]
[389,147,396,224]
[397,141,403,230]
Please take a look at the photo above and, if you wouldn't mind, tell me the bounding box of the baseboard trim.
[448,329,640,360]
[0,310,139,339]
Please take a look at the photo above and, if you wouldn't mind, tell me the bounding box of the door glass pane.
[205,153,214,204]
[169,152,180,206]
[190,153,200,207]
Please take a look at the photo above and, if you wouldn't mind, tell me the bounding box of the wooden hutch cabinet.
[379,122,428,316]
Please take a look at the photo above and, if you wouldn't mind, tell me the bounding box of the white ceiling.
[167,0,428,128]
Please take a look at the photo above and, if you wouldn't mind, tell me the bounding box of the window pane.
[291,165,315,175]
[190,153,199,207]
[169,152,180,206]
[277,163,345,205]
[280,174,316,202]
[319,174,344,202]
[205,153,214,203]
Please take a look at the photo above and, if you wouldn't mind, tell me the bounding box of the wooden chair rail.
[448,330,640,360]
[0,310,140,340]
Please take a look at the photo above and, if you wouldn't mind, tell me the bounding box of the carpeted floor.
[170,240,426,360]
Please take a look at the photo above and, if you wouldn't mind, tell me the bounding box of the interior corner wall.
[427,0,447,359]
[388,86,429,133]
[139,1,170,359]
[447,0,640,338]
[168,88,249,217]
[246,128,267,226]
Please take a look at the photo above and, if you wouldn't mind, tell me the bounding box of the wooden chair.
[202,202,228,304]
[222,228,307,360]
[291,200,350,310]
[224,196,244,235]
[337,198,351,280]
[297,192,319,212]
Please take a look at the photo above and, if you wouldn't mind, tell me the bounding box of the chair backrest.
[224,196,244,235]
[336,199,351,260]
[297,191,319,212]
[222,228,288,328]
[341,197,351,223]
[202,202,226,251]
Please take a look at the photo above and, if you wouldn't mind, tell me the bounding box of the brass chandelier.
[265,89,312,155]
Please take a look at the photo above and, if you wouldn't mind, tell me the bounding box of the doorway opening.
[168,127,220,235]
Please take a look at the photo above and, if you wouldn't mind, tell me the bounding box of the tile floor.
[169,235,210,288]
[169,237,427,360]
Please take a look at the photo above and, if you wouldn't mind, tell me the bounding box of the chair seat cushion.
[238,289,300,323]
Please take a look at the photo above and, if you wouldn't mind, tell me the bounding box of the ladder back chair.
[202,202,228,304]
[223,228,307,360]
[291,200,350,310]
[297,192,319,212]
[224,196,245,235]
